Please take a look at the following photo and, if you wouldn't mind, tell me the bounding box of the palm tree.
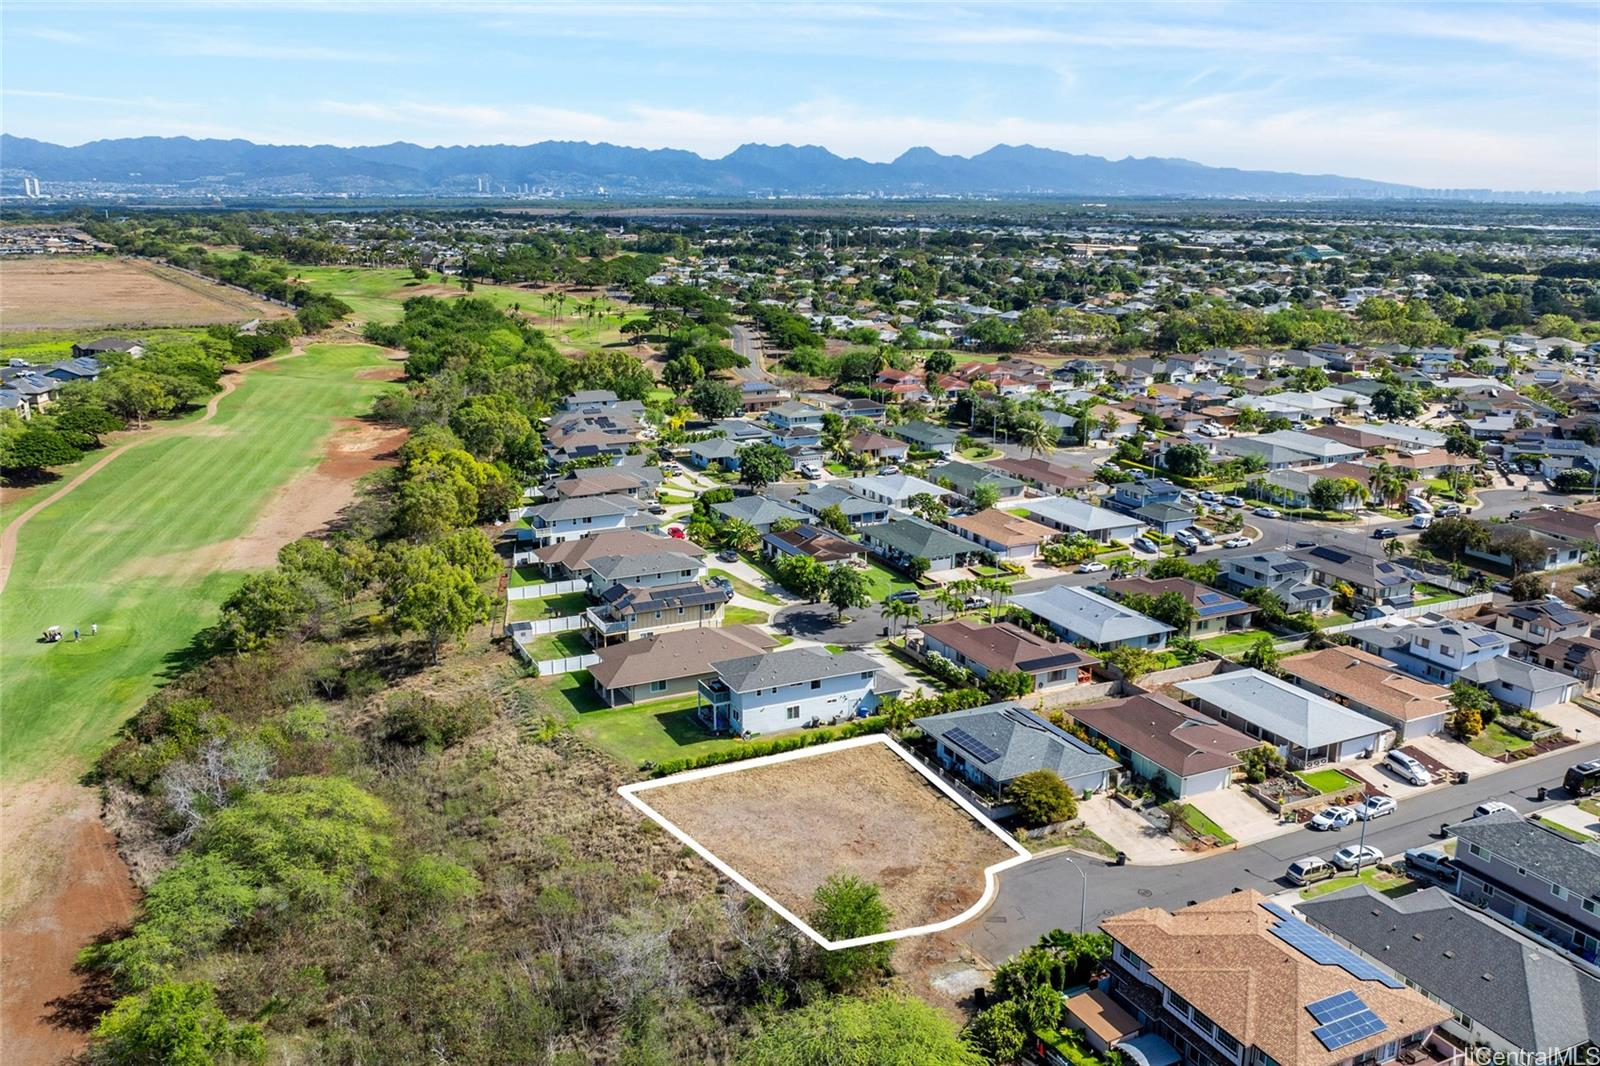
[882,597,921,640]
[719,518,759,554]
[1014,413,1056,459]
[980,577,1010,622]
[935,588,964,621]
[1367,462,1407,509]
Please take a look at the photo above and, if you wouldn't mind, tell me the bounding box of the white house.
[697,648,887,735]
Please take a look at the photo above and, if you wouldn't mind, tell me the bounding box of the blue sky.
[3,1,1597,190]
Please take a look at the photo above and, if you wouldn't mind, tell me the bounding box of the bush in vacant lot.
[90,979,265,1066]
[810,874,893,991]
[739,993,982,1066]
[1007,769,1077,827]
[383,691,493,749]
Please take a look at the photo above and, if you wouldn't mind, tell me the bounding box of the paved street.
[958,738,1600,964]
[730,323,768,381]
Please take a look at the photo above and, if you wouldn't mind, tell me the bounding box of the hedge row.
[647,717,888,777]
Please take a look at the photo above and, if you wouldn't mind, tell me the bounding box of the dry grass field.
[637,741,1017,932]
[0,257,287,331]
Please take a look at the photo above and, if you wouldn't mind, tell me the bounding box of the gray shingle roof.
[1448,809,1600,894]
[712,495,811,527]
[1008,585,1173,644]
[859,516,974,561]
[711,648,877,692]
[914,701,1119,784]
[933,461,1023,497]
[1174,669,1389,748]
[527,495,636,521]
[1301,886,1600,1054]
[585,551,703,583]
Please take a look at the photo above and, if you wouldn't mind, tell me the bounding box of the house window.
[677,607,685,616]
[811,679,822,689]
[649,680,669,693]
[786,706,800,720]
[1584,898,1596,915]
[1552,883,1567,900]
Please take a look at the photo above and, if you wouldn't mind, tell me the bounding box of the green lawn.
[724,606,770,625]
[509,565,546,588]
[1414,583,1458,606]
[1469,721,1535,758]
[708,566,784,605]
[521,630,593,661]
[507,591,590,621]
[860,561,915,600]
[1296,768,1361,795]
[521,673,746,766]
[1196,629,1274,658]
[1579,798,1600,818]
[1535,816,1594,842]
[1300,867,1416,900]
[0,342,400,782]
[1175,804,1236,845]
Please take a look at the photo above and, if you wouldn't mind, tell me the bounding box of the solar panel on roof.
[1306,991,1365,1024]
[1259,905,1405,989]
[1470,634,1502,647]
[1313,1011,1387,1050]
[945,727,1001,764]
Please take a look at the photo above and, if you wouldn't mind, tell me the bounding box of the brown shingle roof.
[533,530,703,572]
[1278,646,1448,723]
[849,430,904,453]
[946,508,1055,548]
[986,456,1095,490]
[921,619,1098,675]
[587,625,777,690]
[1103,892,1452,1066]
[1070,693,1252,778]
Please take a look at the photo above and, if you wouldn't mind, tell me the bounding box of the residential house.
[584,551,706,598]
[1278,646,1451,741]
[1175,669,1392,767]
[858,516,976,574]
[1102,892,1459,1066]
[1350,616,1578,710]
[1070,693,1253,799]
[560,389,620,412]
[588,625,778,706]
[915,701,1119,798]
[1515,508,1600,549]
[1289,545,1421,609]
[893,420,960,457]
[1106,479,1196,534]
[1486,600,1595,647]
[1516,634,1600,692]
[585,581,732,647]
[838,397,887,422]
[1222,552,1335,614]
[711,418,775,446]
[1447,810,1600,963]
[544,465,659,501]
[848,430,908,464]
[697,648,888,734]
[933,461,1025,503]
[688,436,743,471]
[986,455,1098,495]
[919,619,1099,692]
[72,336,143,359]
[1026,496,1144,543]
[711,494,811,533]
[761,523,867,564]
[1214,430,1365,470]
[764,401,826,431]
[1101,577,1255,639]
[523,495,645,547]
[945,509,1055,560]
[1009,586,1173,651]
[1301,886,1600,1057]
[844,472,950,510]
[738,379,788,414]
[793,483,891,528]
[531,529,703,581]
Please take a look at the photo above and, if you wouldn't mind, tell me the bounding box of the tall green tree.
[739,994,981,1066]
[824,563,871,620]
[811,874,893,990]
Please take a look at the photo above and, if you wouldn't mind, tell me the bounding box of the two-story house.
[919,619,1099,693]
[584,551,706,598]
[1223,552,1334,614]
[1447,810,1600,964]
[763,401,826,432]
[696,648,888,735]
[793,484,891,528]
[523,495,647,547]
[1349,617,1578,710]
[585,581,732,647]
[1289,545,1420,609]
[1106,479,1196,535]
[1102,891,1461,1066]
[1487,600,1595,647]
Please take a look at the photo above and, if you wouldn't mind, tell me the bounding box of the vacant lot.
[0,257,286,331]
[637,741,1016,931]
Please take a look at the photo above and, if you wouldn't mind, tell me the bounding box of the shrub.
[648,718,888,776]
[90,980,265,1066]
[383,691,494,749]
[811,874,893,990]
[1007,769,1078,827]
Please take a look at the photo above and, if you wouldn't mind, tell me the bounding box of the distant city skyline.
[2,1,1596,192]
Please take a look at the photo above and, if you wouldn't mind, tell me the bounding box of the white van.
[1287,856,1336,886]
[1385,749,1431,786]
[1411,513,1432,529]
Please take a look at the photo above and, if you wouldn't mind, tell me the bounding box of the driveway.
[1075,793,1187,865]
[772,601,891,646]
[1406,734,1500,777]
[1537,802,1599,838]
[1183,787,1291,847]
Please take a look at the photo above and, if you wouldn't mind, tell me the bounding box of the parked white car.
[1077,561,1108,574]
[1354,795,1397,821]
[1384,750,1432,787]
[1471,800,1517,819]
[1309,806,1356,831]
[1223,536,1251,548]
[1253,506,1282,519]
[1331,844,1385,870]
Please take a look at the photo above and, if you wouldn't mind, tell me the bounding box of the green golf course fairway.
[0,342,399,782]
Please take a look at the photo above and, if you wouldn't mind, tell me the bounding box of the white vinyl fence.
[507,578,587,602]
[1321,593,1493,634]
[508,615,586,637]
[533,654,600,676]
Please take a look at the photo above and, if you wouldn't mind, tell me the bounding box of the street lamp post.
[1057,854,1088,933]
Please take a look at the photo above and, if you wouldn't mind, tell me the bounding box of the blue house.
[1108,478,1195,534]
[688,437,742,471]
[764,402,826,431]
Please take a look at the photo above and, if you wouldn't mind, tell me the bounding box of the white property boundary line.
[618,733,1031,951]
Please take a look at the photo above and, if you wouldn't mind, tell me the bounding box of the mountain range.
[2,134,1592,202]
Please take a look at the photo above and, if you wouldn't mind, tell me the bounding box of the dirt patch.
[116,419,409,578]
[355,364,407,381]
[637,742,1015,932]
[1,778,137,1065]
[0,257,287,331]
